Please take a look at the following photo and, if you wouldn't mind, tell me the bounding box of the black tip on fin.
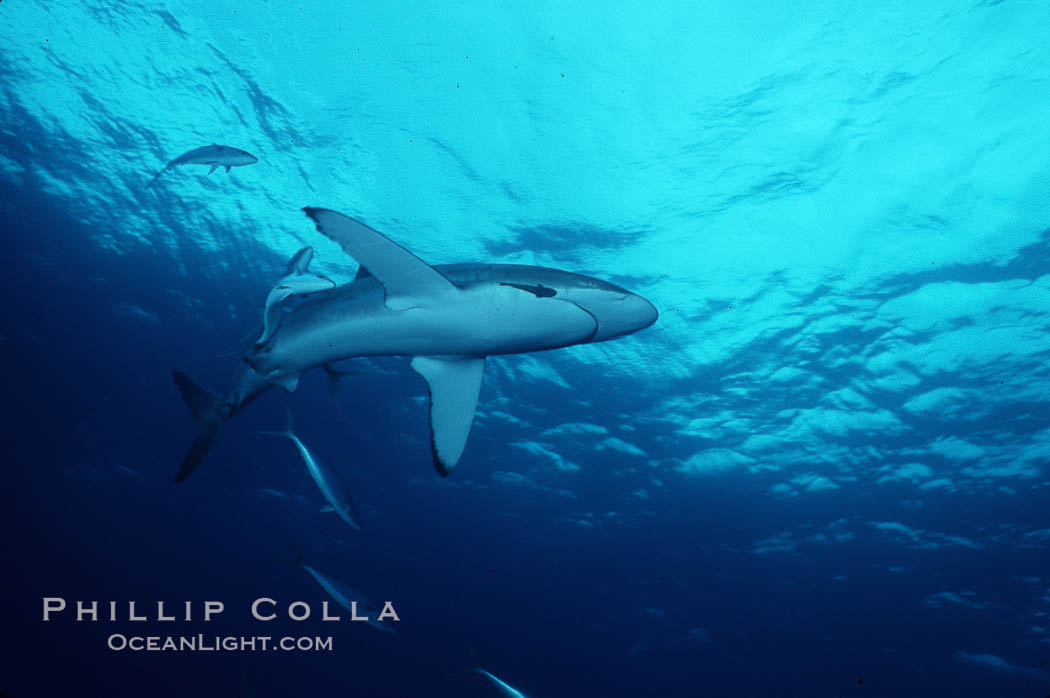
[432,445,452,477]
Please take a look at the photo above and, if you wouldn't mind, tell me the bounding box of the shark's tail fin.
[174,371,219,427]
[173,371,227,483]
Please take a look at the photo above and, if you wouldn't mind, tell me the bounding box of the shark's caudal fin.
[410,356,485,476]
[173,371,226,483]
[174,371,220,427]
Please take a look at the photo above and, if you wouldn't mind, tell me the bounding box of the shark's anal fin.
[410,356,485,476]
[302,208,456,310]
[273,373,300,393]
[208,164,218,175]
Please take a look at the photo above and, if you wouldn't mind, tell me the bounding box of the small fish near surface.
[257,246,336,348]
[147,143,257,186]
[261,407,361,531]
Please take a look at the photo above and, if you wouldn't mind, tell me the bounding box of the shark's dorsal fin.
[303,208,455,310]
[410,356,485,475]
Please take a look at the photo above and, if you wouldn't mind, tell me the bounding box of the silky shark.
[475,669,530,698]
[173,207,658,482]
[261,408,361,531]
[288,542,395,633]
[148,144,258,186]
[257,246,336,347]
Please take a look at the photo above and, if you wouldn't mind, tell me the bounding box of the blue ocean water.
[3,1,1050,696]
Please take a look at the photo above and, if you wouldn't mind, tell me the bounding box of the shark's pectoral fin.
[208,164,218,175]
[410,356,485,476]
[302,208,457,310]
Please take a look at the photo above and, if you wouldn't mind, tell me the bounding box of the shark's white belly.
[261,283,597,375]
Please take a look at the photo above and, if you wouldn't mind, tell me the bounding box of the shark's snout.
[622,292,658,334]
[633,293,659,330]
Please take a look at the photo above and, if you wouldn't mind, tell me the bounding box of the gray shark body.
[289,543,394,633]
[173,208,657,482]
[148,144,258,186]
[262,408,361,531]
[475,669,530,698]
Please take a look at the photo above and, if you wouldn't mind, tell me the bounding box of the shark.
[172,207,658,482]
[257,246,336,347]
[261,408,361,531]
[475,669,530,698]
[288,542,394,633]
[148,144,258,186]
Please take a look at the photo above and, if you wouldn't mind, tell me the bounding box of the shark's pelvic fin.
[225,165,232,173]
[208,164,218,175]
[257,286,294,347]
[410,355,485,476]
[302,207,456,310]
[354,264,373,281]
